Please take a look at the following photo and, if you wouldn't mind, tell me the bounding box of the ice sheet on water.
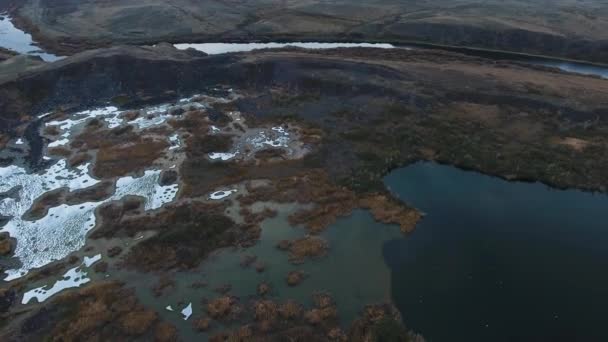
[181,303,193,320]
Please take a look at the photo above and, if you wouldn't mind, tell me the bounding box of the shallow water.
[528,59,608,79]
[120,204,402,339]
[0,14,60,61]
[382,162,608,341]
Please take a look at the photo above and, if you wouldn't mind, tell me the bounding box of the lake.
[0,14,60,61]
[383,162,608,341]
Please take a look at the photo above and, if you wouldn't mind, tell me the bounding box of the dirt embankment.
[6,0,608,63]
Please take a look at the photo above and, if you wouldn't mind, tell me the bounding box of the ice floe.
[209,189,237,200]
[181,303,193,320]
[21,254,102,304]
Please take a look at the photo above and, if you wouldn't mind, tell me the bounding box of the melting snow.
[1,96,214,280]
[209,189,237,200]
[168,134,181,150]
[21,254,102,304]
[209,152,237,161]
[83,254,102,267]
[1,165,178,280]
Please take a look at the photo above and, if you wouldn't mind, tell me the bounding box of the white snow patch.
[209,152,237,161]
[21,254,101,304]
[15,138,24,145]
[1,165,178,280]
[48,138,69,148]
[209,189,237,200]
[166,305,174,311]
[168,134,181,150]
[83,254,102,267]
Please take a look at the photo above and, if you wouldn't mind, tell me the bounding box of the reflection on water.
[383,162,608,341]
[174,42,394,55]
[530,60,608,79]
[0,14,60,61]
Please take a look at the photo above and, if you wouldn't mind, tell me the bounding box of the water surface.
[174,42,394,55]
[0,14,60,61]
[383,162,608,341]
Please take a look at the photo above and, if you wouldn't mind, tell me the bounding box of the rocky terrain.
[1,0,608,62]
[1,43,608,340]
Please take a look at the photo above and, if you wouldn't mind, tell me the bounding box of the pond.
[382,162,608,341]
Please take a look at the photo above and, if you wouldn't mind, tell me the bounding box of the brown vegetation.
[287,236,329,264]
[286,270,306,287]
[7,282,175,341]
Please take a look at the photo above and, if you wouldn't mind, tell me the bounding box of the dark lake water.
[383,162,608,341]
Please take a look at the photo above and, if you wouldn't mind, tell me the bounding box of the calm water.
[0,14,60,61]
[115,204,402,340]
[383,162,608,341]
[174,42,395,54]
